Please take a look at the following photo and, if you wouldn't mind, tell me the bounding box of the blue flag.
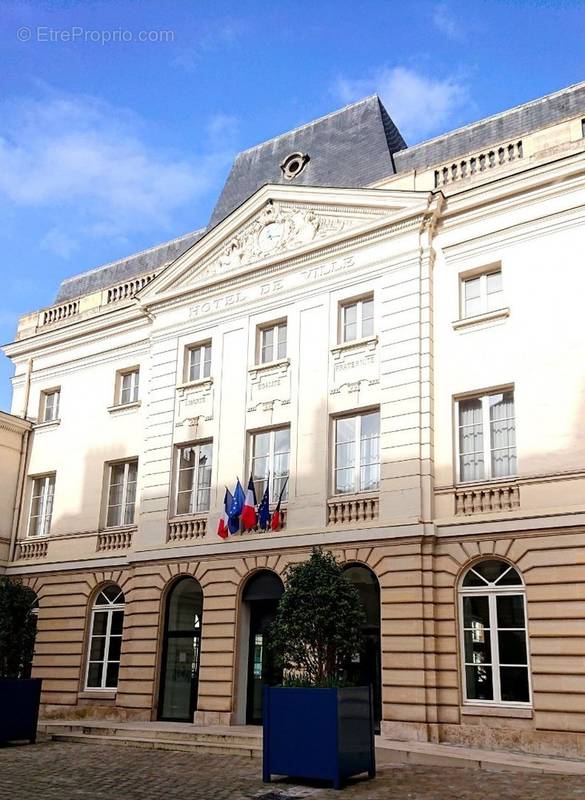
[228,479,245,534]
[257,481,271,531]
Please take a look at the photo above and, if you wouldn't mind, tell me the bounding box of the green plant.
[0,577,37,678]
[270,548,365,686]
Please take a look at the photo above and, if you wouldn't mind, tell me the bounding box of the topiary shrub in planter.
[0,577,42,744]
[263,549,376,790]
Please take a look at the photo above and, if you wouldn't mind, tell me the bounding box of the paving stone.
[1,742,585,799]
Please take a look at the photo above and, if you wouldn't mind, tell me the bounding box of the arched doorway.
[343,564,382,731]
[242,570,284,725]
[158,577,203,722]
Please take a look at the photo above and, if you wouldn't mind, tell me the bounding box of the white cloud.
[0,90,236,244]
[334,66,470,143]
[432,4,461,39]
[40,228,79,259]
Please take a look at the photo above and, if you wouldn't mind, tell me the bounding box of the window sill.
[249,357,290,376]
[33,419,61,430]
[331,335,378,359]
[107,401,141,414]
[462,704,532,719]
[456,475,518,488]
[176,377,213,392]
[452,307,510,331]
[78,690,117,700]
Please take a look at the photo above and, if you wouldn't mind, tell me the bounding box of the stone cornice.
[0,412,31,435]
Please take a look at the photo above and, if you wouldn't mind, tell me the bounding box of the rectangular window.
[187,342,212,382]
[41,389,60,422]
[106,460,138,527]
[176,442,213,515]
[259,321,287,364]
[462,270,504,318]
[334,410,380,495]
[341,297,374,342]
[118,369,139,405]
[28,474,55,537]
[461,591,530,704]
[251,427,290,502]
[457,391,516,483]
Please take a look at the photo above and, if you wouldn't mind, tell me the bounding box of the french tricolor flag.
[217,488,232,540]
[241,475,258,531]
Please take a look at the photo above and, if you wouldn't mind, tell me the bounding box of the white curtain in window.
[489,392,516,478]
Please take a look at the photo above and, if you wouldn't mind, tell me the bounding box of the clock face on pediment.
[185,200,390,284]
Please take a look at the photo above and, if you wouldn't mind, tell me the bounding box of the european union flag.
[257,483,271,531]
[228,479,246,534]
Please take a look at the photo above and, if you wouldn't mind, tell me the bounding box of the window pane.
[500,666,529,702]
[490,392,516,478]
[105,662,120,689]
[89,636,106,661]
[361,299,374,337]
[203,345,212,378]
[189,348,201,381]
[87,663,103,688]
[336,442,355,470]
[274,428,290,453]
[459,398,484,481]
[253,432,270,457]
[486,271,504,311]
[277,324,287,359]
[463,595,489,628]
[360,463,379,491]
[498,631,527,665]
[475,559,513,585]
[465,665,493,701]
[110,610,124,636]
[107,636,122,662]
[464,629,491,664]
[343,304,357,341]
[261,328,274,363]
[464,277,482,317]
[336,417,356,445]
[497,595,525,628]
[335,468,355,494]
[92,611,108,636]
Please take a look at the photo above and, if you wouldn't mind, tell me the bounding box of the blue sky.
[0,0,584,410]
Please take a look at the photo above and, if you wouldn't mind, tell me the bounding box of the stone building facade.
[2,82,585,757]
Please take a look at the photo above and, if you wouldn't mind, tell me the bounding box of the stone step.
[376,738,585,775]
[49,732,262,759]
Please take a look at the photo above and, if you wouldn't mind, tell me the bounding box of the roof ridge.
[57,226,206,286]
[400,79,585,156]
[234,94,381,158]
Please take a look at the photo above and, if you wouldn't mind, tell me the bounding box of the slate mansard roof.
[53,81,585,304]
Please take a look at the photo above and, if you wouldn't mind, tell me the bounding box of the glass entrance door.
[246,599,282,724]
[158,578,203,722]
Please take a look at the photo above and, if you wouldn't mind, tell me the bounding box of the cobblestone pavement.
[2,741,585,800]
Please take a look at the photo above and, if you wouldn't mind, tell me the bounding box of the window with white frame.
[340,296,374,342]
[118,368,139,405]
[460,559,530,705]
[28,474,56,537]
[457,390,516,483]
[176,442,212,515]
[334,410,380,495]
[40,388,60,422]
[461,270,504,318]
[106,460,138,527]
[251,427,290,502]
[86,585,125,690]
[187,342,212,382]
[258,321,287,364]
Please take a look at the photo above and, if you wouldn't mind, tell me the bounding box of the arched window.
[460,559,530,705]
[86,585,125,690]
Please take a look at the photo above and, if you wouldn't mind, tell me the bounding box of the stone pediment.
[140,185,431,302]
[181,200,387,285]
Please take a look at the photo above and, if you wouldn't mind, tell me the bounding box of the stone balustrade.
[327,495,379,526]
[17,539,48,559]
[434,140,523,188]
[455,482,520,515]
[41,300,80,327]
[96,528,134,551]
[106,273,156,304]
[167,515,208,542]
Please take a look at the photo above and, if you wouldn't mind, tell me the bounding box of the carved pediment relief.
[180,200,388,286]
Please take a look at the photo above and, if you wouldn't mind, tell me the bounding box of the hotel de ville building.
[2,79,585,759]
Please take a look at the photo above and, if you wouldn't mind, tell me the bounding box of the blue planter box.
[262,685,375,790]
[0,678,42,744]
